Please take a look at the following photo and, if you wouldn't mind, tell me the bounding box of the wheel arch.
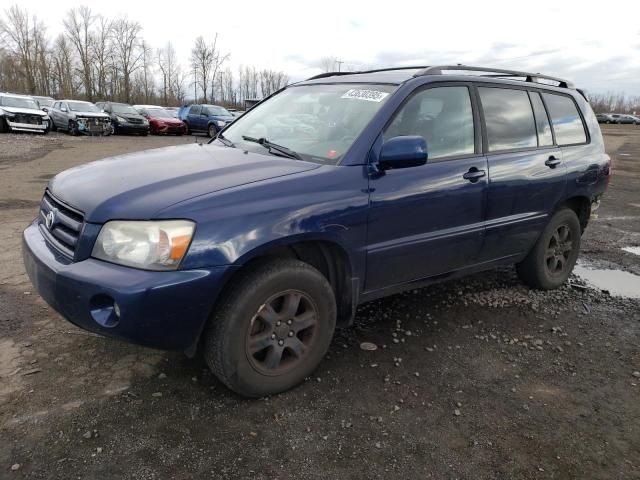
[556,196,591,232]
[189,236,357,357]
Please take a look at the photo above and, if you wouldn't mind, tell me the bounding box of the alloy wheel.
[545,223,573,276]
[245,290,319,376]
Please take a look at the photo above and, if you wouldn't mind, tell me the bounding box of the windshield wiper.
[241,135,302,160]
[214,132,235,147]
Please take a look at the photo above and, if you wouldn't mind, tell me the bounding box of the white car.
[0,93,50,134]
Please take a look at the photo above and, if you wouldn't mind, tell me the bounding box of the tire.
[516,208,581,290]
[184,122,191,135]
[207,124,217,138]
[49,120,57,132]
[68,120,78,136]
[204,259,337,397]
[0,117,7,133]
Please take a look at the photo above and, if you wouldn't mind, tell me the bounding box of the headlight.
[216,120,225,127]
[115,115,128,123]
[142,118,149,125]
[92,220,195,271]
[43,115,50,120]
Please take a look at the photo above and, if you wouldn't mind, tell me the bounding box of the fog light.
[89,294,120,328]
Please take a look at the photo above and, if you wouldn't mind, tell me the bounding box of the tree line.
[0,5,289,107]
[588,92,640,115]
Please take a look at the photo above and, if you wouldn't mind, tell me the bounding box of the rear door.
[366,84,488,292]
[477,86,566,262]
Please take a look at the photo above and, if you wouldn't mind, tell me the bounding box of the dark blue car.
[178,103,235,137]
[23,65,610,397]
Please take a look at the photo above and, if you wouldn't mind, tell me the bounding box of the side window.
[384,86,475,160]
[542,93,587,145]
[53,102,59,109]
[529,92,554,146]
[479,87,537,151]
[189,105,201,115]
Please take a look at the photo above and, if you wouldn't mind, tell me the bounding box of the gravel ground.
[0,127,639,479]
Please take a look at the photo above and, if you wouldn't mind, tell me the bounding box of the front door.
[366,85,487,292]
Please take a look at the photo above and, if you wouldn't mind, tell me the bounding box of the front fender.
[159,164,370,281]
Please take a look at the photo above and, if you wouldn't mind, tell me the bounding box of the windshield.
[67,101,100,112]
[35,98,54,107]
[146,108,173,119]
[112,104,138,115]
[204,105,231,116]
[1,96,39,110]
[222,84,397,164]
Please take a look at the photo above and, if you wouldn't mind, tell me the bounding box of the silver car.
[0,93,50,134]
[49,100,111,136]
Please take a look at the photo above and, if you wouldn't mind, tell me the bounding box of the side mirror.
[378,136,428,170]
[61,107,68,113]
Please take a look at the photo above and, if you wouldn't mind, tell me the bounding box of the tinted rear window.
[529,92,553,147]
[479,87,537,151]
[543,93,587,145]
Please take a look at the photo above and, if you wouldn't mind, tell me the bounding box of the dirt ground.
[1,127,639,479]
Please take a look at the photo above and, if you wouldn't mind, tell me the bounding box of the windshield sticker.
[341,89,389,102]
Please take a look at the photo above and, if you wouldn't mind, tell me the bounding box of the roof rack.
[413,65,574,89]
[305,65,429,81]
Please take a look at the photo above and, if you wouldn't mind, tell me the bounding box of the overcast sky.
[21,0,640,95]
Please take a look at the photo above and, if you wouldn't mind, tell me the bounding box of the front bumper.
[156,124,185,134]
[114,123,149,134]
[7,119,48,133]
[22,221,232,352]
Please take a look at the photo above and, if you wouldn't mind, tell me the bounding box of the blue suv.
[23,65,610,397]
[178,103,235,137]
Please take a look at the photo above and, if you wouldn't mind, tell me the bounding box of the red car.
[134,105,185,135]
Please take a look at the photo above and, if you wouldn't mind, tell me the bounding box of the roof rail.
[413,65,575,89]
[305,65,429,81]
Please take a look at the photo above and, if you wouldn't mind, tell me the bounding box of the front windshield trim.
[221,82,397,166]
[67,101,99,112]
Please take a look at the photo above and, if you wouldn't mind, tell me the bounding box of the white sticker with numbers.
[341,89,389,102]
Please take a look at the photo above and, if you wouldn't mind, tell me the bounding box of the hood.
[152,117,183,124]
[1,106,47,116]
[73,111,110,119]
[113,112,144,121]
[49,144,320,223]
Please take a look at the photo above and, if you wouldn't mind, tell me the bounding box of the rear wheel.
[204,259,336,397]
[516,208,581,290]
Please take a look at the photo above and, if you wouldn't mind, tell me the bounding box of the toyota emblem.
[45,209,57,230]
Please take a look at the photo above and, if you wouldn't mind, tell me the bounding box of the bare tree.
[0,6,48,93]
[51,34,74,98]
[259,69,289,98]
[63,6,94,100]
[319,56,337,73]
[190,34,228,103]
[157,42,180,105]
[111,17,143,103]
[90,15,112,100]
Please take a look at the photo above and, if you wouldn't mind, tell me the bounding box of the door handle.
[463,168,486,182]
[545,156,561,168]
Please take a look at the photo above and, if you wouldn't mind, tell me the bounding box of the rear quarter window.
[542,93,587,145]
[479,87,537,151]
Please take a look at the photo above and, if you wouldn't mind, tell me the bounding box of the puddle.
[622,246,640,256]
[573,262,640,298]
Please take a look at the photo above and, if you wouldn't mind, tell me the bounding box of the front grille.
[128,117,143,124]
[79,117,109,133]
[15,114,41,125]
[39,191,84,258]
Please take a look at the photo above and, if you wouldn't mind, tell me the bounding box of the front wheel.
[516,208,581,290]
[204,259,336,397]
[207,124,217,138]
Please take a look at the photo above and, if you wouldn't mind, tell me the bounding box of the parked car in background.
[49,100,111,136]
[616,114,640,125]
[228,108,245,118]
[22,65,610,398]
[134,105,185,135]
[33,95,55,112]
[595,113,614,124]
[178,103,234,137]
[95,101,149,136]
[0,93,50,134]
